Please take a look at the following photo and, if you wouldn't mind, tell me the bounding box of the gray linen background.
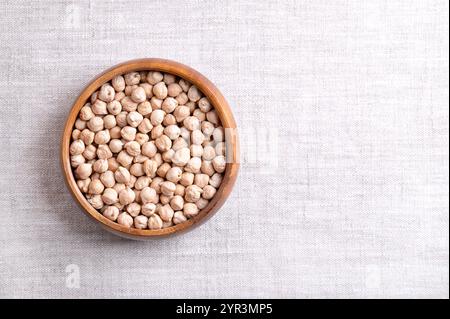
[0,0,448,298]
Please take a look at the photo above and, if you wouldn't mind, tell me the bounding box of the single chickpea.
[162,149,175,163]
[112,75,125,92]
[187,85,202,102]
[174,184,185,196]
[156,162,171,178]
[115,166,131,183]
[212,155,226,173]
[166,167,182,183]
[126,202,141,217]
[202,185,217,199]
[103,206,119,221]
[163,220,174,228]
[97,145,113,159]
[134,176,150,190]
[172,137,189,151]
[180,127,191,140]
[120,126,137,141]
[119,187,135,205]
[76,163,92,179]
[131,86,146,103]
[92,99,108,115]
[83,145,97,160]
[150,97,163,110]
[141,203,156,216]
[163,114,177,126]
[161,97,178,113]
[209,173,223,188]
[194,174,210,188]
[98,84,115,102]
[126,111,144,128]
[206,110,219,125]
[168,83,183,97]
[153,82,168,99]
[124,141,141,156]
[116,150,133,166]
[147,71,163,85]
[71,154,85,167]
[113,183,126,194]
[189,144,203,158]
[143,159,158,177]
[94,129,110,145]
[213,127,224,142]
[87,116,104,132]
[140,186,158,204]
[158,204,174,222]
[138,118,153,134]
[185,185,203,202]
[75,119,87,130]
[163,73,176,85]
[150,109,165,126]
[109,139,123,153]
[139,83,153,98]
[163,125,180,140]
[175,92,189,105]
[115,112,127,128]
[193,109,206,121]
[109,126,122,139]
[191,129,205,145]
[201,121,215,137]
[137,101,152,116]
[70,140,85,155]
[160,181,176,196]
[180,172,194,186]
[151,124,164,140]
[215,142,226,156]
[172,148,190,166]
[141,142,157,158]
[102,188,118,205]
[107,100,122,115]
[72,129,81,140]
[130,163,144,177]
[174,105,190,122]
[124,72,140,86]
[77,178,91,193]
[126,175,137,189]
[79,105,95,121]
[135,133,149,145]
[172,211,187,224]
[103,115,116,129]
[88,179,104,195]
[170,195,184,211]
[159,194,171,205]
[134,215,148,229]
[179,78,191,92]
[183,116,200,131]
[183,203,199,218]
[201,160,215,176]
[117,212,133,228]
[100,171,116,188]
[198,97,212,112]
[88,195,104,210]
[202,145,216,161]
[108,157,120,172]
[148,214,163,229]
[185,157,202,173]
[114,92,126,101]
[121,96,138,112]
[155,135,172,152]
[150,177,164,193]
[93,159,108,173]
[196,198,209,210]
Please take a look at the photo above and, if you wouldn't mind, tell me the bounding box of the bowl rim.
[61,58,239,239]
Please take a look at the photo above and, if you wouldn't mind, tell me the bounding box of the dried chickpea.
[71,154,85,167]
[173,211,187,224]
[153,82,168,99]
[115,166,131,183]
[124,72,140,86]
[170,195,184,211]
[127,202,141,217]
[119,187,135,205]
[70,140,85,155]
[212,155,226,173]
[103,206,119,221]
[168,83,183,97]
[83,145,97,160]
[88,179,104,195]
[148,214,163,229]
[112,75,125,92]
[141,203,156,216]
[87,116,104,132]
[187,85,202,102]
[77,178,91,193]
[107,100,122,115]
[134,215,148,229]
[80,105,95,121]
[98,84,115,102]
[76,163,92,179]
[140,186,158,204]
[100,171,116,188]
[158,204,174,222]
[117,212,133,227]
[131,86,146,103]
[102,188,118,205]
[183,203,199,218]
[147,71,163,85]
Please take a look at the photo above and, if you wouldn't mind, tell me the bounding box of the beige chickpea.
[213,127,224,142]
[193,109,206,122]
[125,84,138,96]
[72,129,81,140]
[113,183,126,194]
[109,126,122,139]
[187,85,202,102]
[137,118,153,134]
[93,159,108,173]
[201,160,215,176]
[139,83,153,98]
[202,185,216,199]
[147,71,163,85]
[167,82,183,97]
[148,214,163,229]
[87,116,104,132]
[126,111,144,128]
[187,101,196,112]
[109,139,123,153]
[201,121,215,137]
[158,204,174,222]
[174,105,190,122]
[150,109,165,126]
[172,137,188,151]
[88,179,104,195]
[195,198,209,210]
[172,147,190,166]
[115,91,125,101]
[161,97,178,113]
[161,125,179,140]
[91,172,100,181]
[102,188,118,205]
[185,157,202,173]
[115,112,128,127]
[172,211,187,224]
[124,72,140,86]
[163,73,176,85]
[83,145,97,160]
[160,181,176,196]
[121,96,138,112]
[163,114,177,126]
[97,145,113,159]
[190,144,203,158]
[88,194,104,210]
[135,133,149,146]
[175,92,189,105]
[117,151,133,167]
[120,126,137,141]
[202,145,216,161]
[159,194,171,205]
[150,97,163,110]
[133,215,148,229]
[178,78,191,92]
[170,195,184,211]
[212,155,226,173]
[194,174,209,188]
[150,177,164,193]
[107,100,122,115]
[141,142,157,157]
[71,154,85,168]
[183,203,199,218]
[191,129,205,145]
[77,178,91,193]
[103,115,116,129]
[137,101,152,117]
[124,141,140,156]
[134,176,150,190]
[151,124,164,140]
[115,166,131,183]
[79,105,95,121]
[162,149,175,163]
[98,84,115,102]
[215,142,226,156]
[165,167,182,183]
[206,110,219,125]
[175,184,185,196]
[130,163,144,177]
[155,135,172,152]
[198,97,212,112]
[183,116,200,131]
[117,212,133,228]
[91,100,107,116]
[108,157,120,172]
[156,162,171,178]
[79,129,94,145]
[162,220,173,229]
[125,202,141,217]
[143,159,158,177]
[100,171,116,188]
[119,187,135,205]
[184,185,203,202]
[209,173,223,188]
[140,186,158,204]
[112,75,125,92]
[130,86,146,103]
[152,82,168,99]
[179,172,194,186]
[70,140,85,155]
[73,119,84,130]
[76,163,92,179]
[94,129,110,145]
[103,206,119,221]
[126,174,137,188]
[141,203,156,216]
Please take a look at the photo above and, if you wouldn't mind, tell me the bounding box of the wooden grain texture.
[61,58,239,240]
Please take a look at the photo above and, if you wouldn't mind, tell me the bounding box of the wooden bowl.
[61,58,239,239]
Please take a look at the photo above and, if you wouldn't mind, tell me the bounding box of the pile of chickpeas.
[69,71,226,230]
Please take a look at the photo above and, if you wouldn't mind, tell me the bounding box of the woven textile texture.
[0,0,448,298]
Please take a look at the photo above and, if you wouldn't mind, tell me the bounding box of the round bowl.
[61,58,239,239]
